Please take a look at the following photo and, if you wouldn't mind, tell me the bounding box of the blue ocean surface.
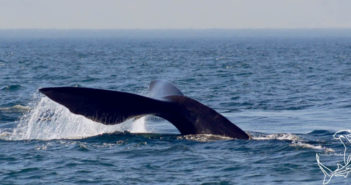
[1,30,351,184]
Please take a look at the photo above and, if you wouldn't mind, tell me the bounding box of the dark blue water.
[1,31,351,184]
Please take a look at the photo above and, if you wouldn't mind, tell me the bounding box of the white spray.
[4,96,148,140]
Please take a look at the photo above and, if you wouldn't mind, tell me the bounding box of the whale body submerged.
[39,80,250,139]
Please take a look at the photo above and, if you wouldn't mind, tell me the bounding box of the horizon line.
[1,28,351,31]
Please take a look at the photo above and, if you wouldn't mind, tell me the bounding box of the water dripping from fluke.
[1,96,149,141]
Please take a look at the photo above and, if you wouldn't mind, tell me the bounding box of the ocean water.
[1,31,351,184]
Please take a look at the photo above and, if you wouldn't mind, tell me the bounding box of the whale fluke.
[39,81,250,139]
[149,80,184,99]
[39,87,168,124]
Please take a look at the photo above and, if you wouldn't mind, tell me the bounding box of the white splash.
[253,133,334,152]
[129,116,148,133]
[252,133,300,141]
[3,96,149,140]
[316,130,351,184]
[178,134,233,142]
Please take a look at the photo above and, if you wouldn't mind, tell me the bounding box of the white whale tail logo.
[316,130,351,184]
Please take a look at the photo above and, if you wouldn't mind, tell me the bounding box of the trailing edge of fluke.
[39,80,250,139]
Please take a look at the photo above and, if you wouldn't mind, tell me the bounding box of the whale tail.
[39,87,168,125]
[39,81,250,139]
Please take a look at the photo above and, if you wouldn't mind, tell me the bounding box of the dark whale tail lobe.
[39,87,168,125]
[39,82,250,139]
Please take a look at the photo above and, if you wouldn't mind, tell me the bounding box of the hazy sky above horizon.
[1,0,350,29]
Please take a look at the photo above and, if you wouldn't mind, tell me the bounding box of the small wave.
[0,131,12,138]
[308,130,335,135]
[36,144,48,151]
[252,133,300,141]
[177,134,233,142]
[0,59,5,66]
[1,85,22,91]
[252,133,334,152]
[290,141,335,152]
[0,105,30,112]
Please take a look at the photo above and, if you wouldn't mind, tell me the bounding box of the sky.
[1,0,351,29]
